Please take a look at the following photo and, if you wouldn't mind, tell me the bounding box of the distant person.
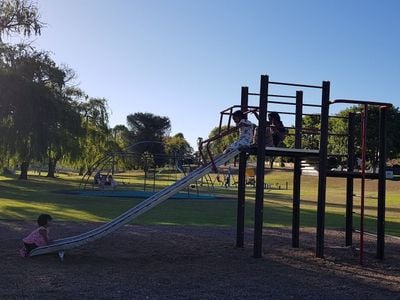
[99,174,107,189]
[357,157,363,169]
[225,166,232,188]
[253,111,286,147]
[20,214,52,257]
[224,110,254,153]
[106,174,117,189]
[94,171,101,185]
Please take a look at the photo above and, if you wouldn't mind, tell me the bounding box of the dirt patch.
[1,220,400,299]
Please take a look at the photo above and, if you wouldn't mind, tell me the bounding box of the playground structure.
[199,74,391,263]
[30,74,391,265]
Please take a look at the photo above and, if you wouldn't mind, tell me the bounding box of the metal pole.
[112,153,115,175]
[316,81,330,258]
[253,75,268,258]
[377,107,387,259]
[359,104,368,265]
[144,170,147,192]
[345,113,355,246]
[292,91,303,248]
[153,165,156,192]
[236,86,248,248]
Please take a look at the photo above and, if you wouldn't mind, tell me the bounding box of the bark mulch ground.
[1,220,400,299]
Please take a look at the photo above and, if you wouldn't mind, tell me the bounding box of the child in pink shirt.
[20,214,52,257]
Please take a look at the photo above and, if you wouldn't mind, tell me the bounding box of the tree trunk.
[269,158,275,169]
[47,159,57,177]
[19,161,29,180]
[78,166,85,176]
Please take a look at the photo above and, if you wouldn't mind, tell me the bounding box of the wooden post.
[316,81,330,258]
[253,75,268,258]
[377,107,387,259]
[345,113,355,246]
[236,86,248,247]
[292,90,303,248]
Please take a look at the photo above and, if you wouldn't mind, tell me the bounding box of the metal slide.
[30,149,240,257]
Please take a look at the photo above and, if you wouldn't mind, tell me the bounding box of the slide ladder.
[30,149,240,257]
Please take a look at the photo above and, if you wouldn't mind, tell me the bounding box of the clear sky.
[8,0,400,148]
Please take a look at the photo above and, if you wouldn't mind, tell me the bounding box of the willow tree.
[0,0,43,42]
[46,91,84,177]
[76,97,111,175]
[0,44,85,178]
[0,45,57,178]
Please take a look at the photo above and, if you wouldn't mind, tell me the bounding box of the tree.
[164,132,193,167]
[126,112,171,166]
[301,114,321,150]
[29,65,85,178]
[164,133,192,157]
[0,0,43,42]
[101,124,130,173]
[0,75,51,178]
[285,106,400,169]
[206,125,237,156]
[111,124,129,151]
[334,105,400,169]
[45,93,84,177]
[0,44,65,178]
[0,44,87,179]
[76,97,111,175]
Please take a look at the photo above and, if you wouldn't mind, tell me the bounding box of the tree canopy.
[0,0,43,42]
[0,44,84,178]
[125,112,171,166]
[333,105,400,167]
[284,105,400,167]
[0,1,193,179]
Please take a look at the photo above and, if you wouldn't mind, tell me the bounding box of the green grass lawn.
[0,169,399,236]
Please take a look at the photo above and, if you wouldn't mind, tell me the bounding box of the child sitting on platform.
[224,110,254,153]
[253,111,286,147]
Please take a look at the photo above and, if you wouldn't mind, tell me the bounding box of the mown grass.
[0,169,399,236]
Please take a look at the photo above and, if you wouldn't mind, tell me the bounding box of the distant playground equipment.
[80,140,201,196]
[200,165,287,190]
[244,167,288,190]
[245,167,256,186]
[31,74,392,266]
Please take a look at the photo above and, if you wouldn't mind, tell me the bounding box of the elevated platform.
[247,146,320,158]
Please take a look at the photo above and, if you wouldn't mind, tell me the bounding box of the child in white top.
[225,110,254,153]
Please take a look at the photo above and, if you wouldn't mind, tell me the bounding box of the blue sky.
[8,0,400,148]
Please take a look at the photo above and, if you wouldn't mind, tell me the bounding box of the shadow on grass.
[1,175,399,238]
